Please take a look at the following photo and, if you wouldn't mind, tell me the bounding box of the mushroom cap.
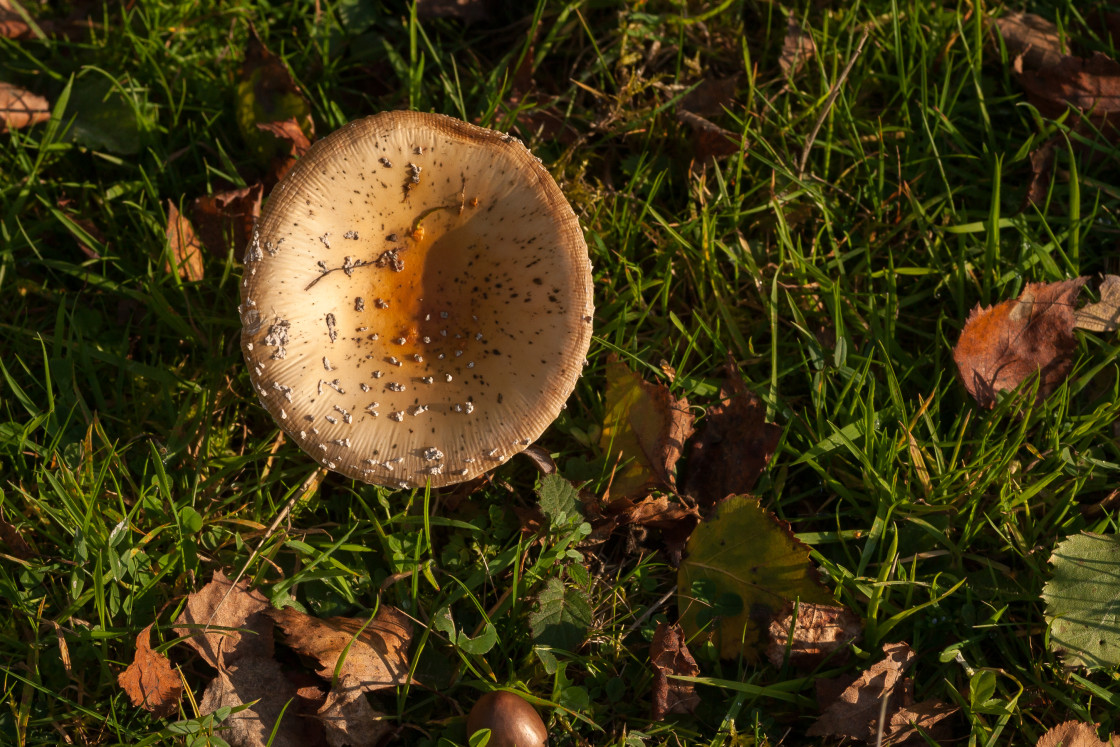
[466,692,548,747]
[239,111,594,489]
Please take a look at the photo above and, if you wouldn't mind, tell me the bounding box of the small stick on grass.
[796,27,871,179]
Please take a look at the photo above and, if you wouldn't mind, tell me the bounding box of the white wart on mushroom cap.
[240,111,594,489]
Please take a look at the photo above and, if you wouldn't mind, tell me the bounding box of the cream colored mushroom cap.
[239,111,594,488]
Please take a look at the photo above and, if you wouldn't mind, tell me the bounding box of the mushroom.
[239,111,594,489]
[466,691,548,747]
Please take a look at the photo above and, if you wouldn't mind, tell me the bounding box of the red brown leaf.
[165,200,204,281]
[0,0,30,39]
[257,118,312,187]
[649,621,700,720]
[953,278,1086,408]
[677,109,740,162]
[191,184,263,262]
[766,601,862,669]
[1018,52,1120,126]
[172,569,274,670]
[117,625,184,718]
[0,80,50,132]
[269,605,413,693]
[684,357,782,506]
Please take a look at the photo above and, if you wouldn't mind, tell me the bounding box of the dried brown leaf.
[1036,721,1120,747]
[0,515,33,559]
[677,110,740,162]
[992,12,1066,71]
[780,15,816,80]
[270,605,413,693]
[415,0,495,23]
[0,0,30,38]
[683,357,782,506]
[165,200,204,281]
[600,356,694,500]
[649,622,700,720]
[191,184,263,262]
[766,601,862,669]
[1075,275,1120,333]
[317,675,393,747]
[173,569,274,670]
[1018,52,1120,126]
[953,278,1086,408]
[0,80,49,132]
[257,118,312,187]
[888,698,958,744]
[807,642,914,741]
[679,76,739,117]
[200,656,303,747]
[117,625,184,718]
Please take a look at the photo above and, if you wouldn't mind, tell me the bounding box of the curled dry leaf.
[599,356,694,500]
[649,621,700,721]
[0,81,50,132]
[200,655,303,747]
[953,278,1086,408]
[191,184,263,262]
[683,356,782,507]
[165,200,204,282]
[173,569,274,670]
[765,601,862,669]
[117,625,184,718]
[1074,275,1120,333]
[1036,721,1120,747]
[269,605,413,692]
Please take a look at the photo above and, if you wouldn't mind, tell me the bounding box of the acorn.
[466,692,548,747]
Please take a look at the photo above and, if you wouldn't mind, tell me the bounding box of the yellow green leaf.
[677,495,831,660]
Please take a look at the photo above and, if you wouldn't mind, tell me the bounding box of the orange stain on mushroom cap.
[239,111,593,488]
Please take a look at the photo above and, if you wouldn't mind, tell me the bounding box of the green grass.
[2,0,1120,744]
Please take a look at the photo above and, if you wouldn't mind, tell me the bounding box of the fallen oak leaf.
[649,621,700,720]
[269,605,414,692]
[1036,721,1120,747]
[173,569,274,670]
[599,355,694,500]
[1074,275,1120,333]
[1018,52,1120,127]
[117,624,184,718]
[766,601,862,669]
[952,277,1086,408]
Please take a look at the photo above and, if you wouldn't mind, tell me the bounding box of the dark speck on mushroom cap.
[239,111,594,489]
